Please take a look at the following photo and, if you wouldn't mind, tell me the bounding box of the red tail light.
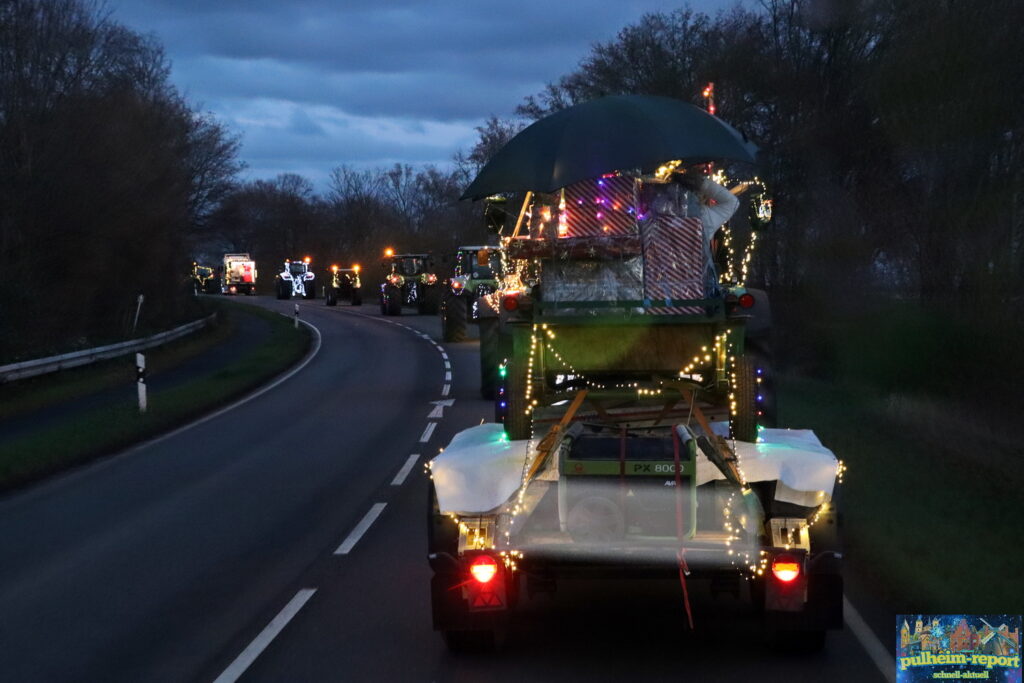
[502,294,519,312]
[772,555,801,583]
[469,556,498,584]
[738,293,755,309]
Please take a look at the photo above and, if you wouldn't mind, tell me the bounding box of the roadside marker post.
[294,303,300,329]
[136,352,147,413]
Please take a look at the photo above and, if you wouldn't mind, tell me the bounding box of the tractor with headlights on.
[276,257,316,300]
[379,248,441,315]
[325,264,362,306]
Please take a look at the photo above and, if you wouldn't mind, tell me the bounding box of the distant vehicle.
[221,253,257,295]
[441,245,502,343]
[276,257,316,300]
[190,262,219,295]
[325,264,362,306]
[379,248,441,316]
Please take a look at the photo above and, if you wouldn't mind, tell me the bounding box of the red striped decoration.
[641,216,705,314]
[561,176,638,237]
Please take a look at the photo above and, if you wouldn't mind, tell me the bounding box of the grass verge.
[778,376,1023,615]
[0,301,310,491]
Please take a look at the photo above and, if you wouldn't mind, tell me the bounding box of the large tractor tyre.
[304,284,316,300]
[385,286,403,316]
[351,289,362,306]
[730,355,758,442]
[503,357,532,440]
[276,281,290,300]
[745,342,776,428]
[325,291,337,306]
[478,318,501,400]
[442,295,468,342]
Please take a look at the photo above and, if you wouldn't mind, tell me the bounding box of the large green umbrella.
[461,94,758,200]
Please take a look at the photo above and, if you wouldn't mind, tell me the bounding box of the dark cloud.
[112,0,743,184]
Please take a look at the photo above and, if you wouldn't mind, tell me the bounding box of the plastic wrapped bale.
[541,257,644,314]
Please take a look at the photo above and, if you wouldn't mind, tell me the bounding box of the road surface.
[0,296,892,682]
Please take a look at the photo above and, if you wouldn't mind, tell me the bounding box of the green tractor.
[379,250,441,316]
[440,246,502,342]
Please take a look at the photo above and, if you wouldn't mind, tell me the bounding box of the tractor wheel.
[326,291,337,306]
[730,355,758,442]
[276,281,290,300]
[351,289,362,306]
[385,286,402,315]
[305,284,316,300]
[479,318,500,400]
[442,294,468,342]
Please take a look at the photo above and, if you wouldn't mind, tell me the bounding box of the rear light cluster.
[501,293,519,312]
[425,273,437,284]
[469,556,498,584]
[771,554,801,583]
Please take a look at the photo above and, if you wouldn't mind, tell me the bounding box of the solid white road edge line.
[442,384,450,396]
[130,318,323,454]
[419,422,437,443]
[212,588,317,683]
[334,503,387,555]
[843,595,895,683]
[391,454,420,486]
[1,316,324,509]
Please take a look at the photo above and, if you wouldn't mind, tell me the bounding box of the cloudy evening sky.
[114,0,741,188]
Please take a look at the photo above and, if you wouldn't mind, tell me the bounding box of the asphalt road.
[0,296,892,682]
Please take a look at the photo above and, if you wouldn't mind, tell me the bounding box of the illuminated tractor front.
[325,264,362,306]
[276,257,316,300]
[441,246,502,347]
[379,249,439,316]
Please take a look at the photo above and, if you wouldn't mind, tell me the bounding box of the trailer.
[222,253,257,295]
[427,396,844,653]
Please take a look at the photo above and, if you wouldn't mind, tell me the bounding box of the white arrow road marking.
[334,503,387,555]
[428,399,455,419]
[213,588,317,683]
[419,422,437,443]
[392,454,420,486]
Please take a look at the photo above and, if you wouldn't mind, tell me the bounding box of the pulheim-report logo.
[897,615,1021,682]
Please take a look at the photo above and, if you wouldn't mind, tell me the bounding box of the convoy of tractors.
[189,94,844,657]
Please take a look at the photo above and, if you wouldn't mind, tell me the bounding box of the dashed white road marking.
[444,360,451,370]
[444,371,452,382]
[442,384,450,396]
[440,351,448,360]
[334,503,387,555]
[212,588,317,683]
[419,422,437,443]
[843,595,895,683]
[391,454,420,486]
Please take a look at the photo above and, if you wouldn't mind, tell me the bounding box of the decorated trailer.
[426,94,839,653]
[222,253,257,295]
[427,401,844,653]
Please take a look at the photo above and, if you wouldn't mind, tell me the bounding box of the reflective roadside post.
[294,303,300,329]
[136,352,147,413]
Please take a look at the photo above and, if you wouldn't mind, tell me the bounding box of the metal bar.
[526,388,588,483]
[0,313,216,383]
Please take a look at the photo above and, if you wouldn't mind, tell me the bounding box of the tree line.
[516,0,1023,309]
[0,0,241,361]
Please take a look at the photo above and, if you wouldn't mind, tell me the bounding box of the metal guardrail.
[0,313,217,383]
